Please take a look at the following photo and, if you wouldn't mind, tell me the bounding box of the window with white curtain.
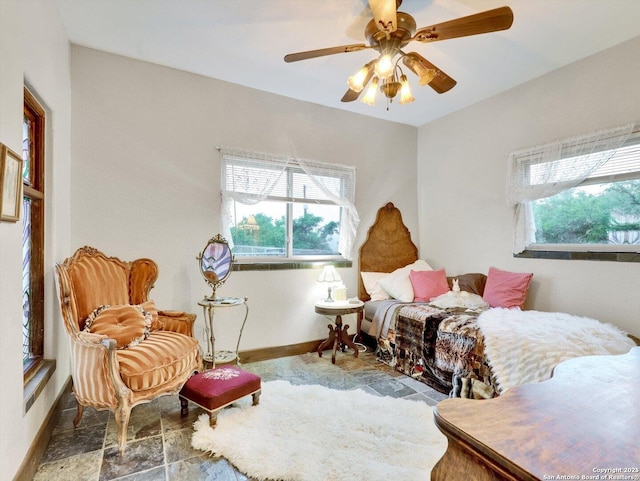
[506,123,640,255]
[220,148,359,261]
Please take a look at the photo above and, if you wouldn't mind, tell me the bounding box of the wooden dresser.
[432,347,640,481]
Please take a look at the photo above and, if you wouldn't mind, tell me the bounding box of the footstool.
[179,365,261,427]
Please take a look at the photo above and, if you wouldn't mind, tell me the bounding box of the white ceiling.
[53,0,640,127]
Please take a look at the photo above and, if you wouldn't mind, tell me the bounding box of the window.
[507,122,639,256]
[23,88,45,380]
[220,148,359,262]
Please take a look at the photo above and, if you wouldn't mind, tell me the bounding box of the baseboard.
[239,339,325,364]
[13,377,72,481]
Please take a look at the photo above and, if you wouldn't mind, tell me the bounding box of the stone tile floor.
[34,350,448,481]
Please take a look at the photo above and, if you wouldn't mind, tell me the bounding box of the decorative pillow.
[140,300,162,331]
[410,269,450,302]
[84,305,150,349]
[360,272,391,301]
[378,260,433,302]
[446,273,488,296]
[482,267,533,309]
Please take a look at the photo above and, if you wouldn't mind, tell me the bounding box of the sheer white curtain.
[295,157,359,260]
[506,123,635,254]
[220,147,291,249]
[220,147,360,260]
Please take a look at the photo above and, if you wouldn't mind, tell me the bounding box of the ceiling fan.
[284,0,514,107]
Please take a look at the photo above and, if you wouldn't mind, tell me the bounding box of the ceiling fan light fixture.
[403,53,437,86]
[374,54,394,78]
[398,75,415,104]
[347,62,374,92]
[380,79,401,100]
[417,68,437,86]
[347,69,367,92]
[361,77,379,106]
[284,5,514,109]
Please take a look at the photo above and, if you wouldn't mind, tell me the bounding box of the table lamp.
[317,266,341,302]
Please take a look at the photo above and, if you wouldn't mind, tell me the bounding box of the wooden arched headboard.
[358,202,418,301]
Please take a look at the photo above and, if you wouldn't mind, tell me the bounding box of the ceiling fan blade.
[368,0,400,33]
[284,44,369,63]
[413,6,514,43]
[341,88,362,102]
[402,52,457,94]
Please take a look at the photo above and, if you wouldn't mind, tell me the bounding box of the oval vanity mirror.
[197,234,234,300]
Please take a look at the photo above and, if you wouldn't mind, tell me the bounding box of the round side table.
[198,296,249,368]
[315,300,364,364]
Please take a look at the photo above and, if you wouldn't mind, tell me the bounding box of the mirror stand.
[196,234,233,301]
[196,234,249,368]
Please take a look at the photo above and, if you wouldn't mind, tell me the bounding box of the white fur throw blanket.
[477,308,636,394]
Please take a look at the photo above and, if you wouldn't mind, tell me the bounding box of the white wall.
[11,7,635,478]
[70,45,418,352]
[0,0,72,479]
[417,36,640,336]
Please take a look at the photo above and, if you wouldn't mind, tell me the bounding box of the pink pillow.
[482,267,533,309]
[409,269,450,302]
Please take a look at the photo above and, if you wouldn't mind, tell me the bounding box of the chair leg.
[252,390,261,406]
[180,397,189,417]
[114,402,132,453]
[73,403,84,428]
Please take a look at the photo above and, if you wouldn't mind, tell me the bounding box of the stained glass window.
[22,114,33,365]
[23,117,31,184]
[22,196,32,364]
[22,88,45,378]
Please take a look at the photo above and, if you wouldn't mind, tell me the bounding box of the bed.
[358,203,637,399]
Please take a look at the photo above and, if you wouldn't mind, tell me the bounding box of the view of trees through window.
[230,202,341,257]
[532,179,640,245]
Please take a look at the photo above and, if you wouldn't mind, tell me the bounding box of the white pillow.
[360,272,391,301]
[378,260,433,302]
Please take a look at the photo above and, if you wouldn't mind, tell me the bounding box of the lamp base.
[323,286,334,302]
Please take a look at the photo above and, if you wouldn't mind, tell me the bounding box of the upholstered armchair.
[55,246,202,452]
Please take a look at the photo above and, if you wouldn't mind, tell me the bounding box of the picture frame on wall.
[0,143,23,222]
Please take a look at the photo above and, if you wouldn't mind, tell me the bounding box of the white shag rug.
[478,308,636,394]
[191,380,447,481]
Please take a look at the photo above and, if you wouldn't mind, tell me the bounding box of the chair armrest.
[159,310,197,336]
[71,332,130,409]
[77,330,110,345]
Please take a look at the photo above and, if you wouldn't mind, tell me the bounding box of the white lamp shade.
[317,266,341,302]
[317,265,341,283]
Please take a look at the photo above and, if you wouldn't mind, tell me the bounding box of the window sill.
[515,250,640,262]
[24,359,56,415]
[233,260,352,271]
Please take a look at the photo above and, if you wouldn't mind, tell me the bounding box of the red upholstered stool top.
[180,366,261,412]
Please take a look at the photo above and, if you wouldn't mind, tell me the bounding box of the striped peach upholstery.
[117,331,200,393]
[130,259,158,305]
[159,311,194,335]
[68,255,130,329]
[71,332,119,409]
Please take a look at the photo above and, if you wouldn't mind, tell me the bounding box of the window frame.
[221,149,357,265]
[23,87,46,382]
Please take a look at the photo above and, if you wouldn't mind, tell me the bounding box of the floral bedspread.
[375,304,496,398]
